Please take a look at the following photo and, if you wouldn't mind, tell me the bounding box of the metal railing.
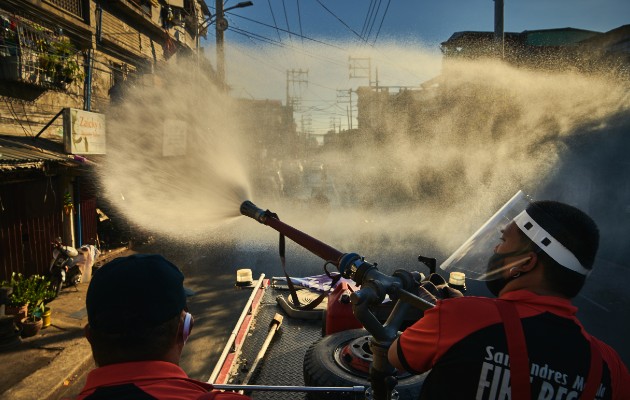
[0,14,83,90]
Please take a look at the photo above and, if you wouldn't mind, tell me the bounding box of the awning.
[0,135,93,171]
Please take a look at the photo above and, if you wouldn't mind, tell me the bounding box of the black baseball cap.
[86,254,187,334]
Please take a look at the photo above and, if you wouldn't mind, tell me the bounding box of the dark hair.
[526,201,599,298]
[88,314,180,366]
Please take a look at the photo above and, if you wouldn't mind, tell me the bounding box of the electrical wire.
[281,0,293,43]
[266,0,283,43]
[314,0,366,43]
[229,26,281,47]
[224,28,292,76]
[215,30,345,126]
[226,12,345,51]
[365,0,382,43]
[360,0,377,41]
[372,0,392,46]
[2,98,32,136]
[20,100,34,135]
[228,26,347,69]
[296,0,304,45]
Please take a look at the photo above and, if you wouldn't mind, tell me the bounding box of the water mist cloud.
[97,43,629,261]
[255,57,630,260]
[98,58,252,241]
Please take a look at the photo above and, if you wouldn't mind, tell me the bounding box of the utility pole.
[336,89,353,130]
[494,0,505,59]
[213,1,253,89]
[286,69,308,110]
[349,89,352,130]
[216,0,226,89]
[349,56,372,86]
[329,117,340,133]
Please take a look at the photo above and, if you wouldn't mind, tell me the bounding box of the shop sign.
[63,108,106,154]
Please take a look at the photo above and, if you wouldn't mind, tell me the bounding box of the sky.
[199,0,630,134]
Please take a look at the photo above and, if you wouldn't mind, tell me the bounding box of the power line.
[266,0,283,43]
[372,0,392,45]
[226,13,346,51]
[228,25,339,67]
[296,0,304,45]
[230,26,281,47]
[365,0,382,43]
[360,0,377,41]
[225,32,287,75]
[281,0,293,42]
[314,0,366,43]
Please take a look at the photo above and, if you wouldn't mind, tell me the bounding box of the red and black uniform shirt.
[76,360,249,400]
[397,290,630,400]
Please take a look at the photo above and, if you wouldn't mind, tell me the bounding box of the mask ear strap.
[182,312,193,344]
[508,256,535,278]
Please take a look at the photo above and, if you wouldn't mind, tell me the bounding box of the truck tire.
[303,329,426,400]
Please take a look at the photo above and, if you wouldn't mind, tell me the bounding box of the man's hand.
[421,273,463,300]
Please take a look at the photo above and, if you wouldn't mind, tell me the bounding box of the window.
[45,0,85,19]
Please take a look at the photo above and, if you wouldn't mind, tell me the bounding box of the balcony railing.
[0,14,83,90]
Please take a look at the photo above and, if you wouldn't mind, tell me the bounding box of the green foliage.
[37,36,84,85]
[1,273,55,318]
[1,272,29,307]
[24,275,56,319]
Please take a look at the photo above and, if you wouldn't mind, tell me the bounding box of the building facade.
[0,0,210,280]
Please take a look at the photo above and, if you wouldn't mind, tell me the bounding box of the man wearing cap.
[77,254,249,400]
[388,201,630,399]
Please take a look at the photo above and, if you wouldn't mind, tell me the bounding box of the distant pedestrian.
[77,254,248,400]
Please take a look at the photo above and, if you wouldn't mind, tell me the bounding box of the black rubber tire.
[303,329,426,400]
[50,274,63,299]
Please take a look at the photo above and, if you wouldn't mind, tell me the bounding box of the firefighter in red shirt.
[77,254,249,400]
[388,197,630,399]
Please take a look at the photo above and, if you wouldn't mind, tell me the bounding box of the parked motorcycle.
[49,239,81,298]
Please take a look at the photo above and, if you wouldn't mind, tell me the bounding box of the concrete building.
[0,0,210,280]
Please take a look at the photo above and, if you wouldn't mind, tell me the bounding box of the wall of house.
[0,0,206,279]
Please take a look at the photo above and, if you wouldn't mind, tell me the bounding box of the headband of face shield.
[439,191,589,281]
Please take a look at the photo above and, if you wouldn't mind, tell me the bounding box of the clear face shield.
[440,191,532,281]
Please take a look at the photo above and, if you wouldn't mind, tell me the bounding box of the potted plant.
[36,36,83,87]
[1,273,30,322]
[19,275,56,337]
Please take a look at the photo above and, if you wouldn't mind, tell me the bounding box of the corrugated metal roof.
[0,136,76,171]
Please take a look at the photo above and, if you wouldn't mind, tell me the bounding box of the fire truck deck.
[211,275,356,399]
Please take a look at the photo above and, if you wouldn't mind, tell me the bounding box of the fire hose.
[240,200,435,400]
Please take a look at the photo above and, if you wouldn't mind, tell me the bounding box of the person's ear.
[515,252,538,274]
